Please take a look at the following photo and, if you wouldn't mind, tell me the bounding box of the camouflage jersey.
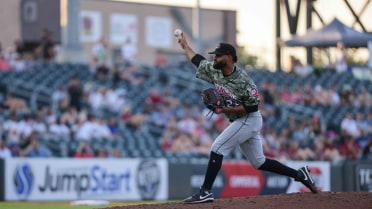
[196,60,260,121]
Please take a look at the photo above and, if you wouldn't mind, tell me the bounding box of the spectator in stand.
[155,49,169,68]
[17,113,34,140]
[3,93,28,113]
[0,53,10,71]
[39,29,56,63]
[340,84,355,105]
[45,108,57,125]
[31,114,47,135]
[107,117,121,139]
[144,88,164,112]
[177,111,197,135]
[340,113,360,138]
[88,85,108,111]
[160,120,178,152]
[48,117,71,140]
[355,112,369,133]
[335,42,348,73]
[74,141,94,158]
[60,106,79,129]
[96,148,108,158]
[286,130,315,161]
[121,38,138,67]
[313,85,328,106]
[279,85,292,104]
[340,134,361,160]
[289,55,312,76]
[121,105,148,131]
[121,65,145,85]
[10,53,26,72]
[75,113,97,141]
[262,127,281,159]
[291,86,304,104]
[357,88,371,107]
[111,148,124,158]
[23,53,36,70]
[302,84,314,105]
[327,86,341,106]
[361,139,372,160]
[8,141,20,157]
[67,75,83,112]
[0,139,12,158]
[52,86,68,112]
[356,129,370,151]
[92,37,109,67]
[314,132,343,163]
[260,82,276,109]
[21,132,52,157]
[95,117,113,140]
[14,39,25,57]
[367,111,372,134]
[170,132,194,154]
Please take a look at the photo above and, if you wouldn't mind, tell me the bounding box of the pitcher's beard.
[213,61,226,69]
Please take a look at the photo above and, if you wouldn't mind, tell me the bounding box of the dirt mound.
[103,192,372,209]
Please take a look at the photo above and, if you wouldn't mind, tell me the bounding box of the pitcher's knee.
[250,156,266,169]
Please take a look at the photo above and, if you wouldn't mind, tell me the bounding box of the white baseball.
[174,29,182,38]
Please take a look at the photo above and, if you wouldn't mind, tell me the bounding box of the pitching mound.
[103,192,372,209]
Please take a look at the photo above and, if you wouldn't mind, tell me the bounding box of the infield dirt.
[102,192,372,209]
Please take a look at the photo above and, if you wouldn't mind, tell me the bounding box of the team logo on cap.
[251,88,259,97]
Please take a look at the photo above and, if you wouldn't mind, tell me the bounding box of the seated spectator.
[121,38,137,67]
[155,49,169,68]
[3,93,28,113]
[326,86,341,106]
[314,133,343,163]
[21,132,52,157]
[0,139,12,158]
[287,140,316,161]
[74,141,94,158]
[170,133,194,153]
[355,129,370,150]
[0,53,10,71]
[96,148,108,158]
[357,88,371,107]
[340,134,361,160]
[289,55,312,77]
[279,85,292,104]
[121,106,148,131]
[110,148,124,158]
[48,117,71,140]
[361,139,372,160]
[8,141,20,157]
[95,117,113,140]
[340,113,360,138]
[10,53,26,72]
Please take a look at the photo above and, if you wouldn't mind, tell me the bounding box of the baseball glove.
[201,88,224,114]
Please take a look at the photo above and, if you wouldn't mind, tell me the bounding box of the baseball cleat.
[183,187,214,203]
[297,166,318,193]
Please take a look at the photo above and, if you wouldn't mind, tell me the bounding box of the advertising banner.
[4,158,168,201]
[356,163,372,192]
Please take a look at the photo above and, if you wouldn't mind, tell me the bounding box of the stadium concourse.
[0,59,371,163]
